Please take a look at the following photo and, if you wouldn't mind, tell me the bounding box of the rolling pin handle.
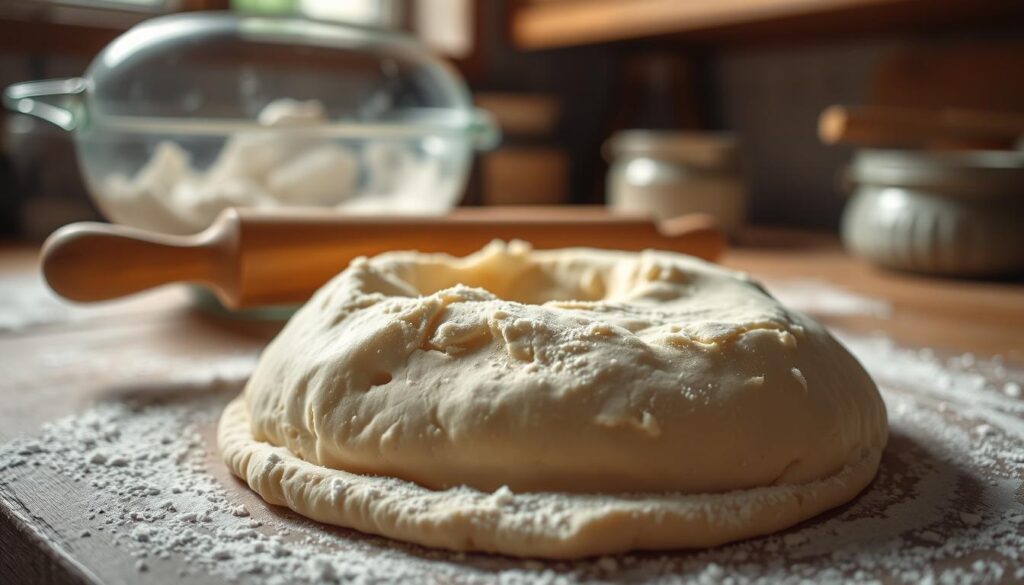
[41,222,222,304]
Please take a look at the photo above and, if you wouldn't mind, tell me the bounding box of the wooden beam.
[513,0,1024,49]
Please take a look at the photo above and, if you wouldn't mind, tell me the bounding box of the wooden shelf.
[0,0,229,55]
[513,0,1024,49]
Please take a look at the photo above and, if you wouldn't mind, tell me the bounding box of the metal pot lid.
[850,148,1024,197]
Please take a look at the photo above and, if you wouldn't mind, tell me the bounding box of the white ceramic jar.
[605,131,746,235]
[842,149,1024,277]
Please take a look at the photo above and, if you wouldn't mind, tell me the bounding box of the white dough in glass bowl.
[101,99,453,234]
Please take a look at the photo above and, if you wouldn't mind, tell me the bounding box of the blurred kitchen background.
[1,0,1022,242]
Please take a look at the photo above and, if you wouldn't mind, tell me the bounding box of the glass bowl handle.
[469,107,501,151]
[3,77,87,132]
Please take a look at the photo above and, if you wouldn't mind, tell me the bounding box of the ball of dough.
[219,242,887,558]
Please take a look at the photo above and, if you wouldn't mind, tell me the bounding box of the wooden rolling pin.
[819,105,1024,150]
[42,207,724,308]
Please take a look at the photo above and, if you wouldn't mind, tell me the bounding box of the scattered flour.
[0,272,196,333]
[0,279,1021,583]
[766,278,892,319]
[0,275,75,332]
[0,330,1020,584]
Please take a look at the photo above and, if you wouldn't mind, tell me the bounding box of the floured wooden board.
[0,240,1022,584]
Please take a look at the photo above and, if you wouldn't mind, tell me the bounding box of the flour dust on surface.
[0,283,1022,584]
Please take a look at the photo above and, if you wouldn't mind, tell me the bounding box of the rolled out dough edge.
[218,396,882,559]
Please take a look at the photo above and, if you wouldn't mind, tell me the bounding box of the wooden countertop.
[727,230,1024,361]
[1,232,1022,584]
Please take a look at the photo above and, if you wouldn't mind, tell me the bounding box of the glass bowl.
[4,12,498,234]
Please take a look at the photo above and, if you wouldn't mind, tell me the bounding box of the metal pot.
[841,149,1024,277]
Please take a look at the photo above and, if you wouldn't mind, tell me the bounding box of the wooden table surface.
[1,231,1022,584]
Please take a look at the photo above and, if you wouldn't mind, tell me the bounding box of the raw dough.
[219,242,887,558]
[101,99,455,235]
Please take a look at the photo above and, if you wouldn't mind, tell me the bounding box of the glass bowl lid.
[4,11,498,148]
